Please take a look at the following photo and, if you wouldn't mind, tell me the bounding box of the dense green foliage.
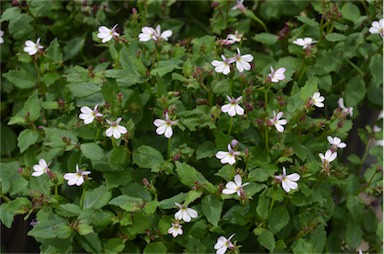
[0,0,383,253]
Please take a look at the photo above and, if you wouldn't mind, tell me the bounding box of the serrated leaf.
[143,242,167,254]
[252,33,279,45]
[268,206,290,234]
[8,92,41,125]
[325,33,347,42]
[132,145,164,169]
[109,195,143,212]
[175,162,217,193]
[83,185,112,209]
[202,195,222,227]
[296,16,319,27]
[254,228,275,252]
[3,69,36,89]
[80,143,104,161]
[17,129,39,153]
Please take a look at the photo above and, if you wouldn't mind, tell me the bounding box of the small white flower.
[268,66,286,83]
[293,37,316,49]
[215,144,241,165]
[211,54,235,75]
[154,24,172,41]
[0,30,4,44]
[138,26,156,42]
[32,159,50,177]
[63,164,91,186]
[79,105,103,124]
[174,203,198,222]
[24,38,44,56]
[274,167,300,193]
[138,25,172,42]
[222,174,250,196]
[310,92,325,108]
[168,221,183,237]
[337,98,353,117]
[232,0,246,11]
[153,113,178,139]
[369,18,384,38]
[319,150,337,166]
[214,234,236,254]
[106,118,127,139]
[97,24,119,43]
[221,95,244,117]
[233,48,253,72]
[226,30,243,44]
[327,136,347,150]
[268,111,287,132]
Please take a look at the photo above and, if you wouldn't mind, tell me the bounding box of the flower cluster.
[168,203,198,237]
[211,48,253,75]
[219,31,243,45]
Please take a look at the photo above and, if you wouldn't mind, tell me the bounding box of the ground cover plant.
[0,0,383,253]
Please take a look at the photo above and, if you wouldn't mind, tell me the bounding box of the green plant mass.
[0,1,383,253]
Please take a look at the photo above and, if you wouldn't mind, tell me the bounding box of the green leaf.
[8,14,33,39]
[345,218,362,248]
[256,189,270,220]
[0,198,32,228]
[252,33,279,45]
[369,54,383,89]
[109,146,131,166]
[202,195,222,227]
[78,223,94,235]
[104,170,132,189]
[103,238,125,253]
[43,128,78,148]
[196,141,217,160]
[67,82,101,98]
[42,101,59,109]
[150,59,182,77]
[268,206,290,234]
[55,204,82,217]
[1,7,21,21]
[109,195,143,212]
[8,92,41,125]
[132,145,164,169]
[300,78,318,102]
[345,75,365,107]
[46,38,63,63]
[64,37,85,61]
[3,69,36,89]
[83,185,112,209]
[184,190,203,206]
[296,16,319,27]
[175,162,216,194]
[254,228,275,252]
[341,3,361,23]
[121,182,152,201]
[80,143,104,161]
[17,129,39,153]
[310,225,326,253]
[159,192,187,209]
[0,161,28,196]
[76,233,103,253]
[292,238,314,254]
[1,123,17,156]
[325,33,347,42]
[143,242,167,254]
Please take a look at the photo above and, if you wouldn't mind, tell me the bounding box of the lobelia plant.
[0,1,382,254]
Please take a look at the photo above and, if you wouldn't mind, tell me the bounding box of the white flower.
[32,159,50,177]
[97,24,119,43]
[233,48,253,72]
[0,30,4,44]
[154,25,172,41]
[222,174,250,196]
[24,38,44,56]
[268,111,287,132]
[268,66,286,83]
[63,164,91,186]
[274,167,300,193]
[293,37,316,49]
[153,113,178,139]
[138,26,156,42]
[337,98,353,117]
[168,221,183,237]
[310,92,325,108]
[106,118,127,139]
[174,203,198,222]
[232,0,246,11]
[138,25,172,42]
[215,144,241,165]
[221,95,244,117]
[327,136,347,150]
[226,31,243,43]
[79,105,103,124]
[214,234,235,254]
[369,18,384,38]
[319,150,337,166]
[211,54,235,75]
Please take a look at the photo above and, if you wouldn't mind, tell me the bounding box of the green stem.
[228,117,233,136]
[55,184,58,198]
[167,137,172,160]
[268,193,275,215]
[345,58,365,77]
[1,194,11,203]
[33,58,45,99]
[111,137,117,148]
[265,127,269,152]
[80,185,86,209]
[358,169,379,194]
